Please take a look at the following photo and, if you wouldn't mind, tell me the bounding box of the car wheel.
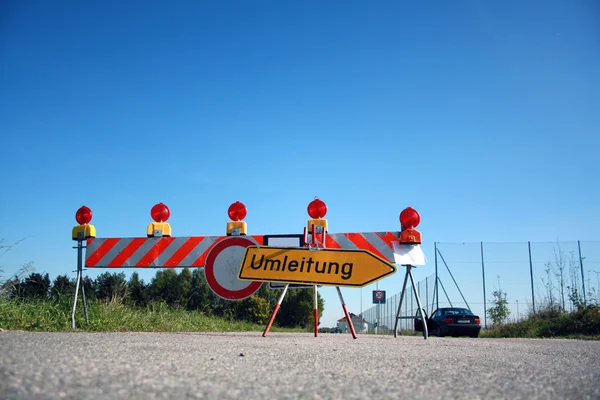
[469,333,479,338]
[435,326,442,337]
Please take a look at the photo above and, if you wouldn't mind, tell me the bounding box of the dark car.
[415,307,481,338]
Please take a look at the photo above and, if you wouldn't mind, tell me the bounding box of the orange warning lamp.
[147,203,172,237]
[399,207,422,243]
[72,206,97,240]
[227,201,247,235]
[307,198,328,233]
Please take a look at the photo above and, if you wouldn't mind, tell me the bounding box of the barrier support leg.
[81,279,89,325]
[393,268,410,337]
[336,286,357,339]
[71,240,84,329]
[263,284,289,337]
[313,284,319,337]
[408,266,428,340]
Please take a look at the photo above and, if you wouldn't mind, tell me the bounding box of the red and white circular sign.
[374,290,385,301]
[204,236,262,300]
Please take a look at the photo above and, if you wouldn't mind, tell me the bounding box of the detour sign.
[238,246,396,287]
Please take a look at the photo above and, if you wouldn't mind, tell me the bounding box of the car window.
[443,308,472,316]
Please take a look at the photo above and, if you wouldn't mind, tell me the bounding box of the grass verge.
[0,298,300,333]
[480,305,600,339]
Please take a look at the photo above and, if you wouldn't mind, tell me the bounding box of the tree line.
[2,269,325,329]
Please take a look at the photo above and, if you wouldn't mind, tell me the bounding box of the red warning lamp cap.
[400,207,420,229]
[75,206,92,225]
[151,203,171,223]
[228,201,247,221]
[307,198,327,219]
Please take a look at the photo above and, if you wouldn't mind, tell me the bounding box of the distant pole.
[516,300,520,321]
[594,271,600,301]
[425,276,429,315]
[528,241,536,314]
[578,241,586,306]
[434,242,439,310]
[360,287,363,317]
[586,270,592,302]
[410,286,414,329]
[480,242,487,329]
[376,300,379,334]
[376,280,379,334]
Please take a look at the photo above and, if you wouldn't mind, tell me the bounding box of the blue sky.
[1,1,599,328]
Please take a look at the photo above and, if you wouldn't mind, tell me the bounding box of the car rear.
[441,313,481,337]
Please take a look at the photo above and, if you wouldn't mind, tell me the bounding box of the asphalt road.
[1,331,599,399]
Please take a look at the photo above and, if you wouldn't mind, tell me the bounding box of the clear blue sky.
[1,1,599,328]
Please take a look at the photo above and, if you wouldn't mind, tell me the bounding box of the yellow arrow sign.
[238,246,396,287]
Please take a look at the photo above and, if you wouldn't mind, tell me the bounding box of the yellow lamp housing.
[227,221,247,236]
[307,218,328,234]
[72,224,96,241]
[147,222,172,237]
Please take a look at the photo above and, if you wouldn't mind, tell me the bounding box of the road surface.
[1,331,599,399]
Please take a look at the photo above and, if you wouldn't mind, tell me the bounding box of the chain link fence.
[361,241,600,334]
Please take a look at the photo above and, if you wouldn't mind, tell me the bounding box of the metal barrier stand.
[71,235,89,329]
[393,264,428,339]
[262,225,358,339]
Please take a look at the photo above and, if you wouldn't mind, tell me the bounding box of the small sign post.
[373,289,386,304]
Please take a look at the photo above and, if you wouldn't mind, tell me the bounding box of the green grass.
[480,305,600,339]
[0,298,301,333]
[5,297,598,338]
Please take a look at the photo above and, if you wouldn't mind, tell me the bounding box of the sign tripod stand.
[71,206,97,329]
[71,235,91,328]
[262,224,358,339]
[393,263,428,339]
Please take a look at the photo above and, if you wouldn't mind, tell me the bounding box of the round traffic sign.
[204,236,262,300]
[374,290,385,301]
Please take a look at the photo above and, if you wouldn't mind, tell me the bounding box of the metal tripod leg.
[408,266,428,339]
[71,239,86,329]
[394,265,428,339]
[71,264,81,329]
[393,268,410,337]
[313,285,319,337]
[81,278,89,324]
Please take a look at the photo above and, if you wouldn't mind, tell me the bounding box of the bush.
[237,295,270,325]
[482,305,600,338]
